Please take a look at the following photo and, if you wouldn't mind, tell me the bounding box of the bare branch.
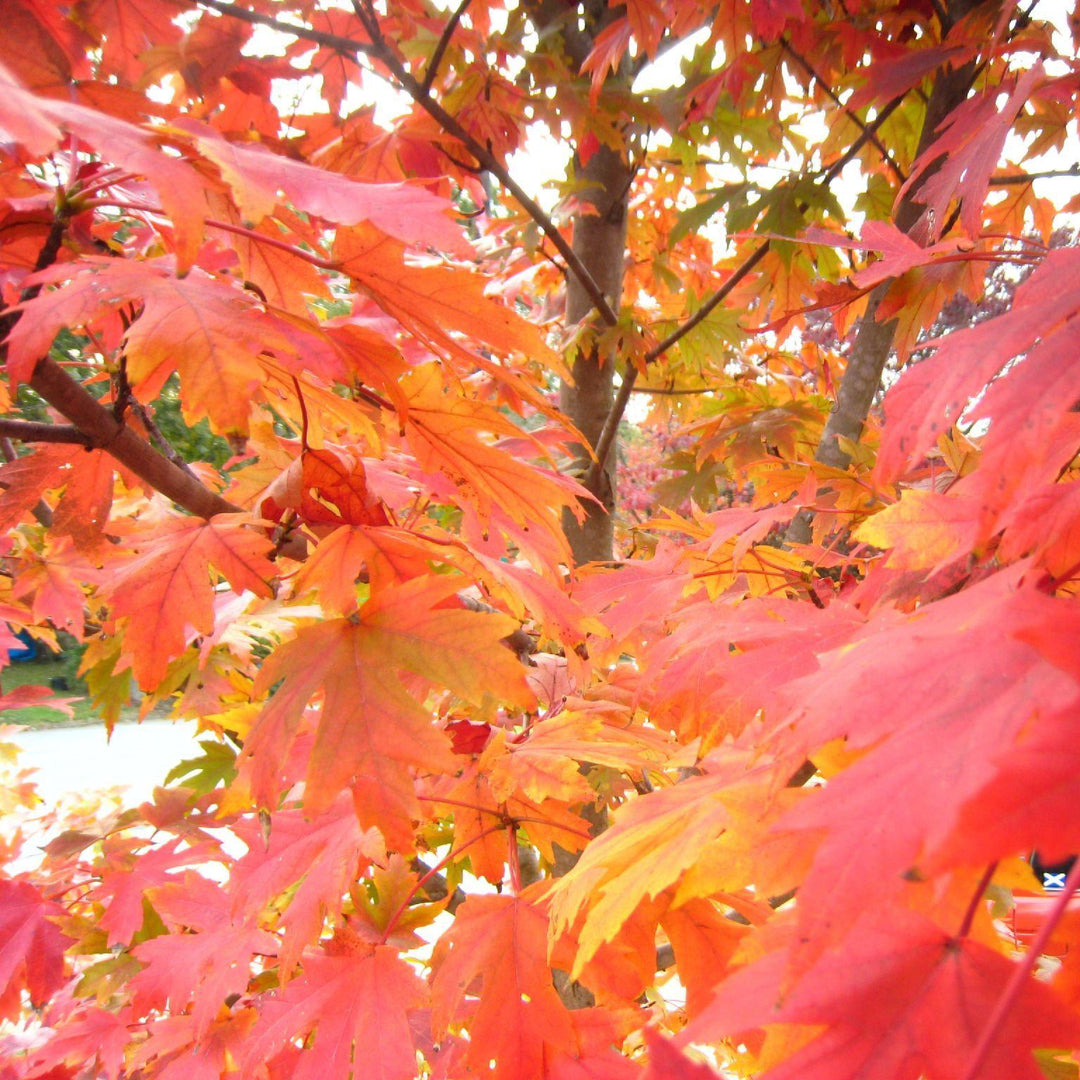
[990,164,1080,185]
[630,385,715,395]
[423,0,474,93]
[189,0,375,56]
[780,38,907,184]
[0,419,93,446]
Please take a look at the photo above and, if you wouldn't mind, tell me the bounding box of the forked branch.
[197,0,619,327]
[586,92,909,485]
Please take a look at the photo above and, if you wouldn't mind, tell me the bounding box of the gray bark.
[560,144,633,565]
[788,0,993,543]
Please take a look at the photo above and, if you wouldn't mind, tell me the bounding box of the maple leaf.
[644,1030,723,1079]
[297,447,391,529]
[684,908,1080,1080]
[130,872,278,1037]
[659,899,750,1017]
[229,795,385,974]
[0,0,92,90]
[241,576,534,819]
[49,448,115,551]
[431,890,579,1079]
[287,525,431,615]
[26,1005,129,1080]
[0,60,205,264]
[443,69,524,162]
[10,541,89,638]
[242,940,427,1080]
[0,682,75,718]
[185,121,471,255]
[767,574,1080,962]
[550,750,797,977]
[750,0,805,43]
[581,20,636,101]
[402,365,585,543]
[428,751,592,883]
[852,488,983,570]
[99,513,275,690]
[335,225,563,374]
[897,65,1043,241]
[0,445,79,533]
[0,879,67,1020]
[805,220,972,290]
[211,207,331,316]
[81,0,183,82]
[8,259,310,433]
[93,837,219,946]
[132,1012,256,1080]
[848,42,973,110]
[875,246,1080,484]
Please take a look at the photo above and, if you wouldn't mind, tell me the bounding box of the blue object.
[7,628,38,662]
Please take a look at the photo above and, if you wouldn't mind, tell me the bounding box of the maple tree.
[2,0,1080,1075]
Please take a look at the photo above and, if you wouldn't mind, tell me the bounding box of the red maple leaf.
[243,940,427,1080]
[684,908,1080,1080]
[0,879,67,1020]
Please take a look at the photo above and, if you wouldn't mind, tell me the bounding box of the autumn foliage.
[2,0,1080,1076]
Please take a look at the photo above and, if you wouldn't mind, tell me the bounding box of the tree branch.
[585,92,909,484]
[584,244,770,485]
[188,0,375,56]
[990,164,1080,185]
[26,356,240,519]
[630,384,715,395]
[198,0,619,328]
[0,220,241,522]
[422,0,473,93]
[786,0,989,545]
[0,419,93,446]
[780,37,907,184]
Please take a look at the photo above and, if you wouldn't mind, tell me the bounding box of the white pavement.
[6,720,206,805]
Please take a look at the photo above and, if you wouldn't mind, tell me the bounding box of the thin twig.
[188,0,375,56]
[126,398,199,478]
[630,385,715,395]
[781,37,907,184]
[423,0,474,93]
[960,857,1080,1080]
[955,861,997,939]
[586,243,771,483]
[198,0,618,328]
[990,164,1080,185]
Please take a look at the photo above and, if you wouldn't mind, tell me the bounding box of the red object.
[1007,894,1080,957]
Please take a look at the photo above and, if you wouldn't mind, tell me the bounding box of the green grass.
[1,645,100,726]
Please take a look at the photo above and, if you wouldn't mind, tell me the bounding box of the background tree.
[2,0,1080,1077]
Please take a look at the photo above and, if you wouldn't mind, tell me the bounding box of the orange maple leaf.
[101,513,276,690]
[403,365,586,541]
[8,260,315,434]
[431,889,579,1079]
[241,576,535,820]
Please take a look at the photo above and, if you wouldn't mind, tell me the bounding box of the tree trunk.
[561,144,633,565]
[788,0,994,543]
